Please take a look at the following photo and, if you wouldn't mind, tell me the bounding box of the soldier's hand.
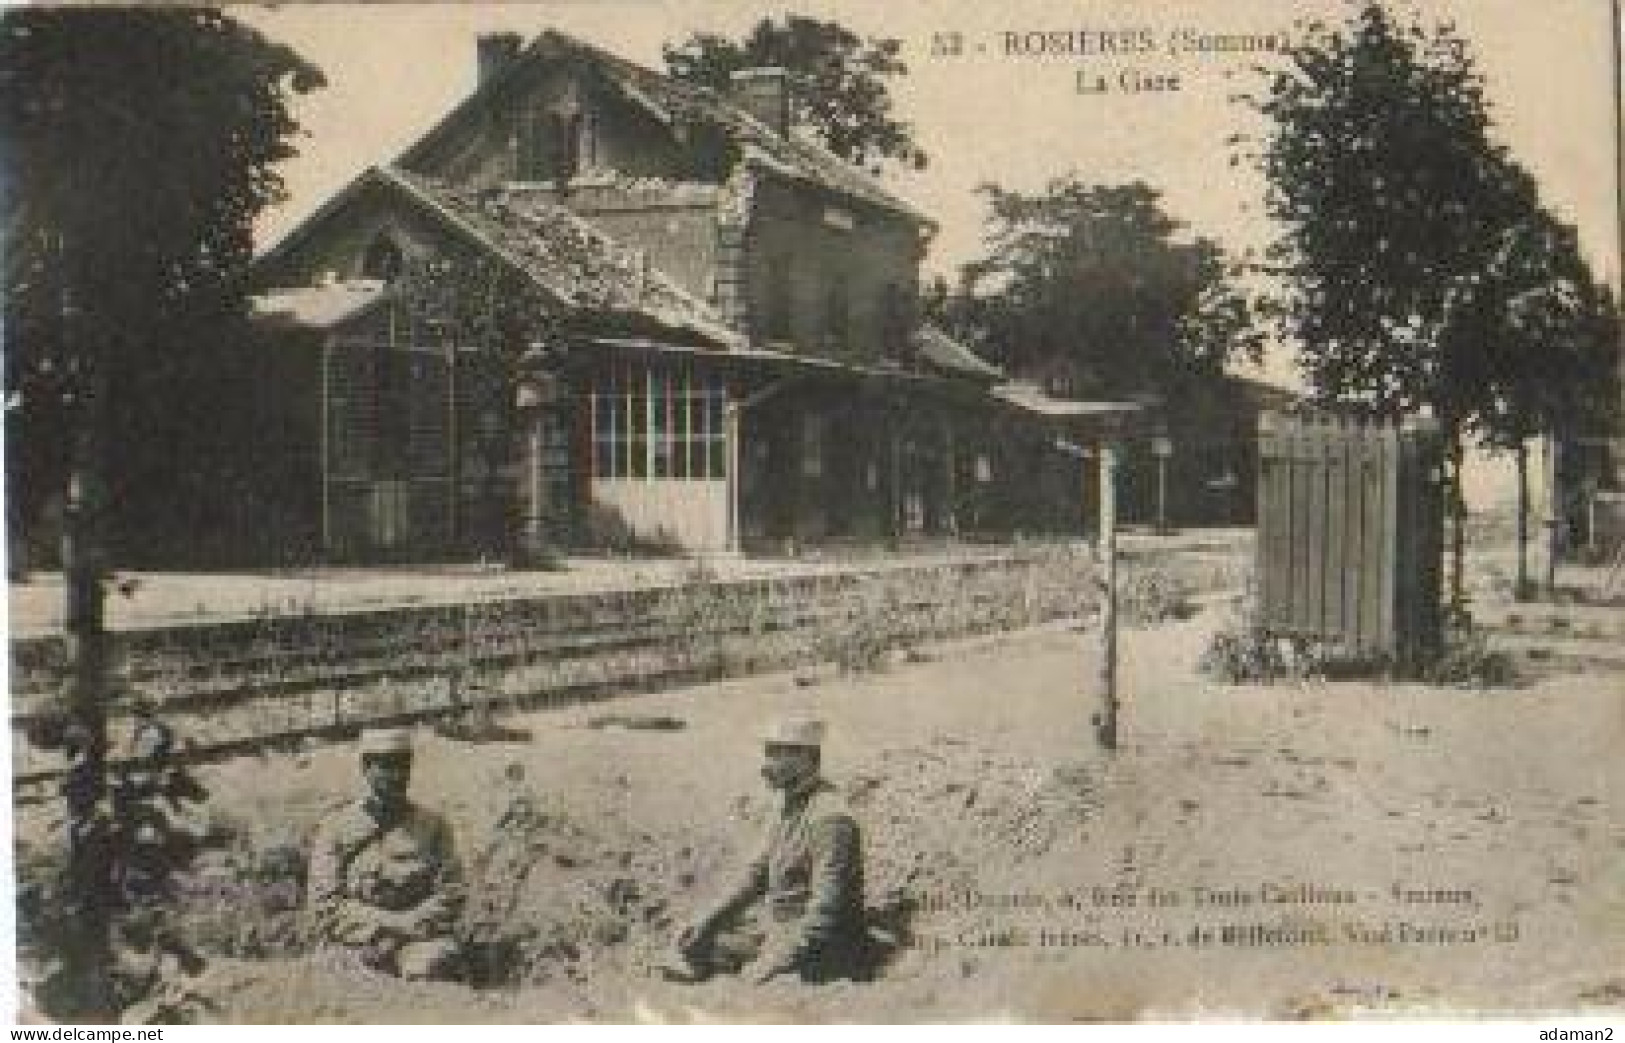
[749,958,790,985]
[393,903,445,935]
[748,944,797,985]
[335,904,400,947]
[329,903,369,943]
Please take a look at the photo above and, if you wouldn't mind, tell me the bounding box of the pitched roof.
[992,381,1146,421]
[253,165,737,346]
[912,324,1005,382]
[384,166,735,342]
[397,29,932,226]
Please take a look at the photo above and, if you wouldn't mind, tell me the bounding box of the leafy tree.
[663,15,927,171]
[1474,211,1620,596]
[3,8,325,563]
[1,7,322,1017]
[1245,2,1613,604]
[931,178,1260,400]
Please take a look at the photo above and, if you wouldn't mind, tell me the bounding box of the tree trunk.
[1447,429,1467,615]
[56,255,118,1015]
[1514,440,1531,601]
[58,367,115,1019]
[1543,434,1561,598]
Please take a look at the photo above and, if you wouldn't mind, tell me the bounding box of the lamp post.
[512,342,560,570]
[1151,431,1174,535]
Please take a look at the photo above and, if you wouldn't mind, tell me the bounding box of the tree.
[1,8,322,1018]
[1474,211,1620,597]
[931,178,1260,400]
[1245,3,1608,606]
[663,15,927,172]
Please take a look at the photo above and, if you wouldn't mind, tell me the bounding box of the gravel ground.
[18,595,1619,1023]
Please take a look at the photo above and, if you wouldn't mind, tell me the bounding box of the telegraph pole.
[1058,431,1121,752]
[1095,439,1120,751]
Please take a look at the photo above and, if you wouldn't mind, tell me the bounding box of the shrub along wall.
[13,550,1116,784]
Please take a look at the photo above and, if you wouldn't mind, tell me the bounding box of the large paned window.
[590,362,727,480]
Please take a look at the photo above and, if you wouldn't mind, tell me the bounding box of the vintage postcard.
[5,0,1623,1025]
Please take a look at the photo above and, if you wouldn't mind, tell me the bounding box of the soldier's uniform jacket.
[743,779,863,959]
[307,798,464,939]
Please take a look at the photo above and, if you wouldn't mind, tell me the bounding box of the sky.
[240,0,1622,435]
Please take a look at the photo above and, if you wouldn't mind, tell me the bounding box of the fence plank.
[1258,414,1286,631]
[1324,422,1348,645]
[1256,412,1441,660]
[1376,421,1400,654]
[1344,426,1366,651]
[1257,416,1277,629]
[1291,425,1315,634]
[1306,421,1328,636]
[1267,423,1291,632]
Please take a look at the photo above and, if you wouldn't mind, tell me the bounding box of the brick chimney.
[729,67,790,137]
[477,32,523,88]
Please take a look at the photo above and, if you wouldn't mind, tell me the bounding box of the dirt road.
[22,604,1624,1022]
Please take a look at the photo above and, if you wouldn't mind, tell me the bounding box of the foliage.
[1417,623,1517,687]
[1246,5,1518,426]
[1197,624,1293,684]
[926,179,1261,401]
[395,251,567,365]
[1117,564,1197,627]
[20,717,225,1022]
[1246,5,1618,444]
[1,7,325,557]
[1473,214,1621,451]
[663,15,926,172]
[1198,612,1518,687]
[1245,3,1618,603]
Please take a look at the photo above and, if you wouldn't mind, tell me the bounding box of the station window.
[590,363,727,480]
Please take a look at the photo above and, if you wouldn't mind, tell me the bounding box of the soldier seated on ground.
[307,728,465,981]
[666,718,868,985]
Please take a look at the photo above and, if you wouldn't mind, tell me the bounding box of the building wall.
[407,67,700,188]
[743,178,923,364]
[565,192,719,301]
[319,316,519,563]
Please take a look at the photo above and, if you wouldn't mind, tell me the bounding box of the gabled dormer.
[262,29,970,372]
[398,31,763,190]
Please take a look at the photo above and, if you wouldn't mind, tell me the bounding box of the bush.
[1198,616,1517,687]
[1118,565,1196,627]
[1197,625,1292,683]
[1418,624,1518,687]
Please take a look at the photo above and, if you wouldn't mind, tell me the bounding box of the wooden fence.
[1257,412,1445,661]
